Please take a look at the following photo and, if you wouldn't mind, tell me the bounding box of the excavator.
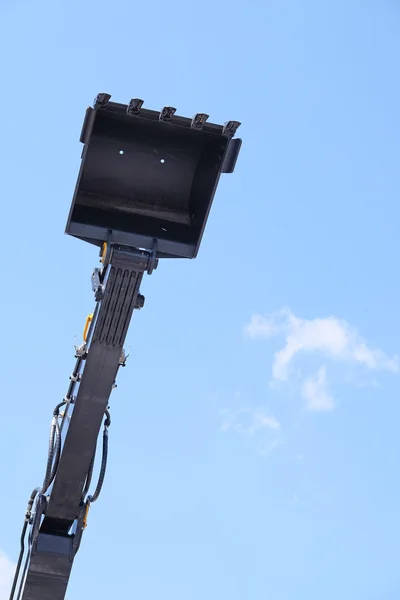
[8,93,242,600]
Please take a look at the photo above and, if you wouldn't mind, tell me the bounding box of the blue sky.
[1,0,400,598]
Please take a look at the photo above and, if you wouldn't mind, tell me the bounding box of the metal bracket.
[221,138,242,174]
[147,239,158,275]
[135,293,145,309]
[71,502,87,556]
[119,349,127,366]
[109,242,158,274]
[98,231,114,267]
[91,268,104,301]
[74,343,87,358]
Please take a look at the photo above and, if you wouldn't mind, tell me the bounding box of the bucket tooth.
[159,106,176,122]
[222,120,241,138]
[94,93,111,109]
[127,98,144,115]
[191,113,209,130]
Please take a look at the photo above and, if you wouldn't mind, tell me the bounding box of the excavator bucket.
[65,93,242,258]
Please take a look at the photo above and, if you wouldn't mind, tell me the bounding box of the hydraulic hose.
[48,417,61,487]
[82,450,96,499]
[9,488,40,600]
[41,418,57,493]
[87,410,111,504]
[88,427,108,503]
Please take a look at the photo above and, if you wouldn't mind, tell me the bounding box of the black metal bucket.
[65,95,241,258]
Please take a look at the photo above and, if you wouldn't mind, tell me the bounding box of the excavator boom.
[9,93,241,600]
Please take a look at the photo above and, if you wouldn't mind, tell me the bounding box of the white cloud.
[258,438,285,456]
[220,405,283,456]
[244,307,399,410]
[220,407,281,435]
[245,307,398,381]
[301,366,335,411]
[0,549,15,600]
[244,314,281,339]
[250,412,281,433]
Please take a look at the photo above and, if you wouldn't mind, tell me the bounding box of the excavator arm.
[9,93,242,600]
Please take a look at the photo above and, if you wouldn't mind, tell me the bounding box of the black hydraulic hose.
[9,488,40,600]
[8,521,27,600]
[82,450,96,499]
[88,427,108,503]
[42,401,65,494]
[15,547,30,600]
[48,417,61,487]
[41,418,57,493]
[87,410,111,503]
[40,401,67,493]
[53,401,66,417]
